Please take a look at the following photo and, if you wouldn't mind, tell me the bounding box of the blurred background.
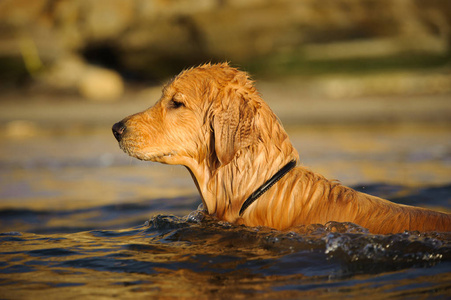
[0,0,450,232]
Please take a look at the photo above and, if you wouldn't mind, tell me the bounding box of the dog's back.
[240,166,451,234]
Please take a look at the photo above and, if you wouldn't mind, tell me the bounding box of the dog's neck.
[239,159,297,216]
[185,118,299,223]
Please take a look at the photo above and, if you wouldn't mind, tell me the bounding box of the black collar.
[239,160,297,216]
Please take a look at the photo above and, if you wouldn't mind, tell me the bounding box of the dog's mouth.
[143,151,176,162]
[119,144,176,162]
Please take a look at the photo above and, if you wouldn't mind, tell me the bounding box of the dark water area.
[1,186,451,299]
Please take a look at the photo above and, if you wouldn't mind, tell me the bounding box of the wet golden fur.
[113,63,451,234]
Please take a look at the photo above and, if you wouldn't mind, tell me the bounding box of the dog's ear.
[212,89,258,166]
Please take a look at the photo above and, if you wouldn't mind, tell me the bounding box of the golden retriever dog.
[112,63,451,234]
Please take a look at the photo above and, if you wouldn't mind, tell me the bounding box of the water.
[1,203,450,299]
[1,124,450,298]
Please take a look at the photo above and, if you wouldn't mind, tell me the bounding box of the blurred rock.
[78,66,124,101]
[40,54,124,101]
[41,55,85,90]
[0,0,450,88]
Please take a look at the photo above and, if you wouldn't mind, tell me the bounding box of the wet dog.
[113,63,451,234]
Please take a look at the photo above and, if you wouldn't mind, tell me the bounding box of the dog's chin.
[125,149,177,164]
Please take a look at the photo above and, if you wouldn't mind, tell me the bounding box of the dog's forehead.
[163,67,217,97]
[162,78,198,100]
[161,64,255,104]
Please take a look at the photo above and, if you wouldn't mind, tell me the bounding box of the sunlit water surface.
[1,125,450,298]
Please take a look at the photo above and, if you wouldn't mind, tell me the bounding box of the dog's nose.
[112,121,126,142]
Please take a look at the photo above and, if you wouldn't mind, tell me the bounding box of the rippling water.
[1,193,451,299]
[1,124,450,298]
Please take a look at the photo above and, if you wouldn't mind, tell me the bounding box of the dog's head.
[112,63,282,169]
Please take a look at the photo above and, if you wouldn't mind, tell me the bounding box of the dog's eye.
[169,98,184,109]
